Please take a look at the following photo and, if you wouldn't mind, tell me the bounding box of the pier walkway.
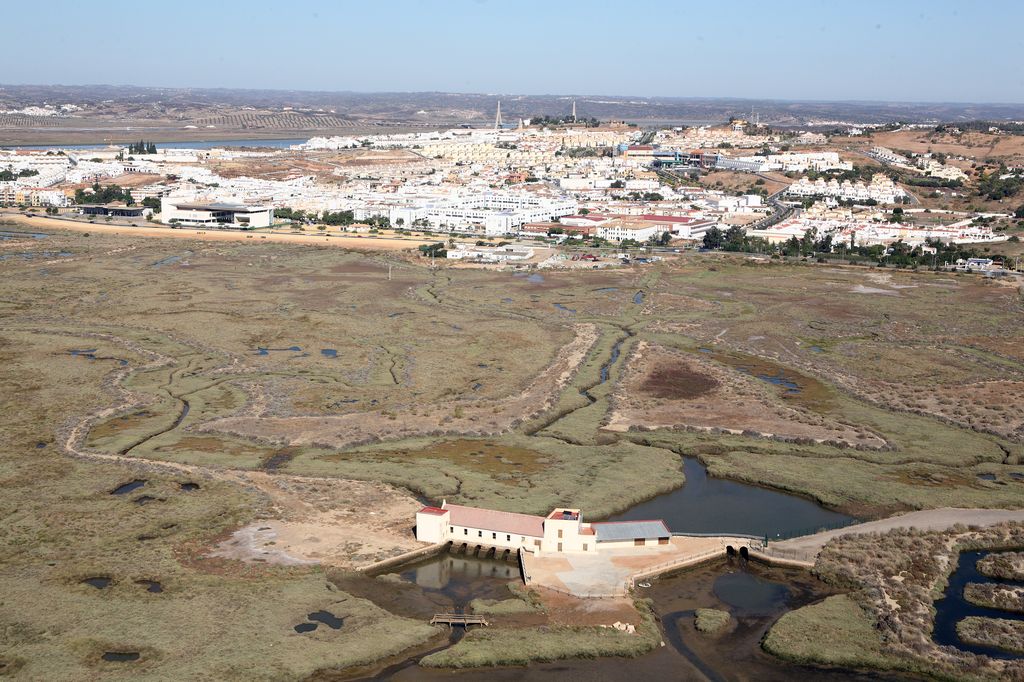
[431,614,490,628]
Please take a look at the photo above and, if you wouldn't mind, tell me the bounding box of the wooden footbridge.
[430,613,489,628]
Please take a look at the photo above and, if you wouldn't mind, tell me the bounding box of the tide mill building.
[415,502,671,555]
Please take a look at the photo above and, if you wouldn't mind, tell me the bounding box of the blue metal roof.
[592,520,670,542]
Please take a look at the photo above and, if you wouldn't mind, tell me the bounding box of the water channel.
[932,549,1024,660]
[343,558,905,682]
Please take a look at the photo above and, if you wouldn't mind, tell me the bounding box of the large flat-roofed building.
[79,203,147,218]
[415,502,670,555]
[161,198,273,228]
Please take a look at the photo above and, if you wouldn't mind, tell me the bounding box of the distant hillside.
[2,84,1024,128]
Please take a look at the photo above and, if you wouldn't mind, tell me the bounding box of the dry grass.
[977,551,1024,581]
[803,524,1024,680]
[420,599,660,668]
[963,583,1024,614]
[956,617,1024,655]
[763,595,904,670]
[693,608,731,634]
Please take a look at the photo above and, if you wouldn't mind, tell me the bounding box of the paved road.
[774,508,1024,554]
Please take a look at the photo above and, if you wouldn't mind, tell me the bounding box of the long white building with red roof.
[415,501,670,555]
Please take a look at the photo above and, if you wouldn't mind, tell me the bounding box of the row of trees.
[278,208,393,229]
[533,115,600,128]
[702,224,1014,266]
[0,168,39,181]
[127,140,157,155]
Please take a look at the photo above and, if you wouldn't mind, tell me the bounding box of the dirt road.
[775,507,1024,554]
[0,211,433,251]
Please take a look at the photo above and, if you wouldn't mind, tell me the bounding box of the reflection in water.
[393,552,520,603]
[367,559,888,682]
[607,457,854,538]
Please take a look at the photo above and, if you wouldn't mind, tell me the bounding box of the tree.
[74,183,134,206]
[658,231,672,246]
[702,226,724,250]
[418,242,446,258]
[800,228,816,257]
[1014,204,1024,219]
[723,225,747,252]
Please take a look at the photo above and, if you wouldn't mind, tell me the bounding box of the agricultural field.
[2,223,1024,677]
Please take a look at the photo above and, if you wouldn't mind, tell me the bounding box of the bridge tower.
[494,100,502,130]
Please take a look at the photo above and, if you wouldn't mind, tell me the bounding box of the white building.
[869,147,910,166]
[447,243,534,262]
[161,197,273,228]
[786,175,908,204]
[415,502,670,555]
[391,192,576,236]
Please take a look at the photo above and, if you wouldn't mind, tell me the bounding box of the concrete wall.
[449,524,540,552]
[415,510,448,543]
[596,537,668,551]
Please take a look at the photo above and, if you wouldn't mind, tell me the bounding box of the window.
[658,537,669,545]
[583,543,588,552]
[557,542,562,552]
[634,538,644,546]
[492,532,496,540]
[534,539,541,547]
[557,529,563,539]
[506,534,511,542]
[478,530,482,537]
[463,528,468,535]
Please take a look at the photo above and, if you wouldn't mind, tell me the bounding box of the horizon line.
[2,83,1024,109]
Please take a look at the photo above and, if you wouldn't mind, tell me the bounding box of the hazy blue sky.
[7,0,1023,103]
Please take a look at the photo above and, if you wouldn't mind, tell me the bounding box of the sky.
[7,0,1024,103]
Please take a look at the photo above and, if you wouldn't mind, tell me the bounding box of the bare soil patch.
[207,472,422,570]
[641,363,719,400]
[609,342,879,448]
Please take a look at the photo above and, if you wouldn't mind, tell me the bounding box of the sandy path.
[0,211,433,251]
[775,508,1024,554]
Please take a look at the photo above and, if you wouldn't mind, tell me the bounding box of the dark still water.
[391,552,521,605]
[605,457,854,539]
[363,559,900,682]
[933,549,1024,660]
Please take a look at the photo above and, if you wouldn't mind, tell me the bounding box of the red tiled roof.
[418,506,447,516]
[445,504,545,538]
